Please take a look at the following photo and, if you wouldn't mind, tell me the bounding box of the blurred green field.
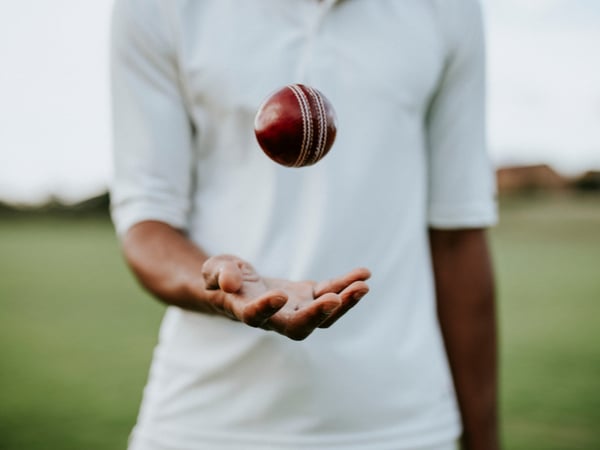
[1,194,599,450]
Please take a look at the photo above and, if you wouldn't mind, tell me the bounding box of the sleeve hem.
[427,202,498,229]
[111,203,189,238]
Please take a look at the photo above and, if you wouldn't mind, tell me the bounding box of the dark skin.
[122,221,498,446]
[122,221,371,340]
[430,228,499,450]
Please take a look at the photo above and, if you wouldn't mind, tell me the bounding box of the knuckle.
[241,308,262,327]
[319,319,333,328]
[287,328,311,341]
[243,315,261,328]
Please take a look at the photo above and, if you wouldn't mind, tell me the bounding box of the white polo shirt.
[110,0,496,449]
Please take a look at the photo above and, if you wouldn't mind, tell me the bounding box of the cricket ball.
[254,84,337,167]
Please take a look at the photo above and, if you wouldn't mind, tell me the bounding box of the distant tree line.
[496,166,600,195]
[0,192,110,218]
[0,166,598,217]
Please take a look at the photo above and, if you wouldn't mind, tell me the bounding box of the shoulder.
[430,0,483,21]
[112,0,173,20]
[429,0,484,53]
[111,0,182,55]
[428,0,485,68]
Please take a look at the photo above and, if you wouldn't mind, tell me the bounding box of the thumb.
[201,255,245,293]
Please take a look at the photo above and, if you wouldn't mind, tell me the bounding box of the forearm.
[429,229,499,450]
[120,219,371,340]
[122,220,215,312]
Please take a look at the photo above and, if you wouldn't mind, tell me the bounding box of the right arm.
[111,0,369,340]
[121,221,213,314]
[122,220,370,340]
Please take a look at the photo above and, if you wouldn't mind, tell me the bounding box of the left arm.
[429,228,499,450]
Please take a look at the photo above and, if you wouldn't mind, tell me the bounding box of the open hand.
[201,255,370,340]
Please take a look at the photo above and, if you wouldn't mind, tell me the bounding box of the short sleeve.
[110,0,194,237]
[426,0,497,229]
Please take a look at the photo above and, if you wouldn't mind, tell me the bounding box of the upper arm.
[426,0,497,230]
[428,227,494,299]
[110,0,194,237]
[429,227,488,254]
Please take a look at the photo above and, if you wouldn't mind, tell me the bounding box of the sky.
[484,0,600,172]
[0,0,599,204]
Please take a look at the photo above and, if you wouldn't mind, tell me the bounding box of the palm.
[202,255,370,340]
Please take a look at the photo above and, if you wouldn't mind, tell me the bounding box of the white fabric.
[128,435,458,450]
[110,0,496,449]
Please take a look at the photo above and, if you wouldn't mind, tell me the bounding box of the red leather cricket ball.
[254,84,337,167]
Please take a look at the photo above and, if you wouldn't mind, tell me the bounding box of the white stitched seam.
[287,86,307,166]
[306,86,327,164]
[289,85,312,167]
[287,85,308,166]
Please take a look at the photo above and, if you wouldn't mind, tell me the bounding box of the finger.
[318,281,369,328]
[241,290,288,328]
[313,267,371,297]
[202,255,234,289]
[202,255,244,292]
[283,293,341,341]
[218,261,244,293]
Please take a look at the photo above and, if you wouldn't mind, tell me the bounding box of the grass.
[0,193,599,449]
[493,194,600,449]
[0,216,163,450]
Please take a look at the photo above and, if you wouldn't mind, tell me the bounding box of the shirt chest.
[176,0,445,121]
